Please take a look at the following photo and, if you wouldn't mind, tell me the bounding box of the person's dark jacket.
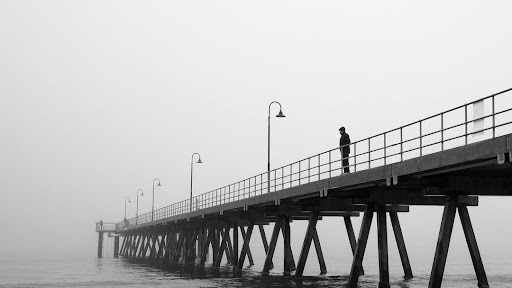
[340,132,351,155]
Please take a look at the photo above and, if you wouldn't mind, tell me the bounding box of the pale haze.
[1,0,511,275]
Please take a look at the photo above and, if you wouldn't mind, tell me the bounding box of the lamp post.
[152,178,161,221]
[268,101,286,194]
[190,153,203,212]
[136,189,143,225]
[124,197,131,219]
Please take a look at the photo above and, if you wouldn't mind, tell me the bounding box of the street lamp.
[190,153,203,212]
[268,101,286,193]
[152,178,161,221]
[136,189,143,225]
[124,197,131,219]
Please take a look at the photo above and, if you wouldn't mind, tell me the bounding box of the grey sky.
[1,0,511,261]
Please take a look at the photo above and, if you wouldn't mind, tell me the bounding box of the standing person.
[339,127,351,173]
[100,220,103,230]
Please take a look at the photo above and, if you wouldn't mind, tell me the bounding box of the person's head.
[339,126,345,134]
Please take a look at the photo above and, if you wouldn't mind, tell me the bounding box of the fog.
[1,0,511,265]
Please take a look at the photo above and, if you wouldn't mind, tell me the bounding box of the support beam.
[458,206,489,288]
[240,226,254,266]
[262,216,284,275]
[377,205,390,288]
[120,236,127,256]
[237,220,255,271]
[283,216,292,276]
[348,204,375,287]
[133,235,142,258]
[259,224,273,269]
[114,236,120,258]
[138,235,147,258]
[213,226,230,268]
[344,217,364,275]
[312,227,327,275]
[296,210,319,277]
[201,228,214,264]
[429,197,457,288]
[233,222,239,271]
[389,211,413,280]
[97,232,103,258]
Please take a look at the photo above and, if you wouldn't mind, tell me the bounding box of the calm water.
[1,251,512,288]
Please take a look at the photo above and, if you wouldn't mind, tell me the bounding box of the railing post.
[354,144,357,172]
[318,156,321,181]
[400,127,403,161]
[420,120,423,156]
[308,158,311,183]
[274,170,277,192]
[299,161,302,185]
[383,133,386,165]
[492,96,496,138]
[368,138,371,169]
[328,151,331,178]
[465,105,468,145]
[441,113,444,151]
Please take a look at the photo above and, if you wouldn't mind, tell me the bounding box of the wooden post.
[173,229,185,263]
[429,197,457,288]
[201,228,214,264]
[458,206,489,288]
[240,226,255,266]
[347,204,375,287]
[344,217,364,275]
[131,234,140,258]
[114,235,120,258]
[389,211,413,279]
[259,224,273,269]
[138,235,147,258]
[283,216,292,276]
[97,232,103,258]
[262,216,284,275]
[296,210,319,277]
[120,236,126,256]
[377,205,390,288]
[312,227,327,275]
[237,220,255,271]
[233,222,239,271]
[213,226,230,268]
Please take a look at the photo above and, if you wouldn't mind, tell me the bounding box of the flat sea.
[2,249,512,288]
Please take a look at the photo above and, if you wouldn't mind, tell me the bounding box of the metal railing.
[96,222,117,232]
[119,88,512,229]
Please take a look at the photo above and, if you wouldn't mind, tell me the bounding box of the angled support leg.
[312,227,327,275]
[213,226,230,269]
[458,206,489,288]
[344,216,364,275]
[237,220,255,272]
[120,236,127,256]
[240,226,255,266]
[259,224,273,269]
[389,211,413,280]
[201,228,214,264]
[347,204,375,288]
[295,210,319,277]
[262,216,284,276]
[377,205,390,288]
[429,197,457,288]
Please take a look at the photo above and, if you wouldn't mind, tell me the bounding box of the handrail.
[119,88,512,229]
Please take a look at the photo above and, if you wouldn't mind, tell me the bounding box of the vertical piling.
[429,197,457,288]
[114,236,120,258]
[377,205,390,288]
[97,232,103,258]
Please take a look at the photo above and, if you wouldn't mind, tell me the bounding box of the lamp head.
[197,157,203,164]
[276,110,285,118]
[157,182,161,187]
